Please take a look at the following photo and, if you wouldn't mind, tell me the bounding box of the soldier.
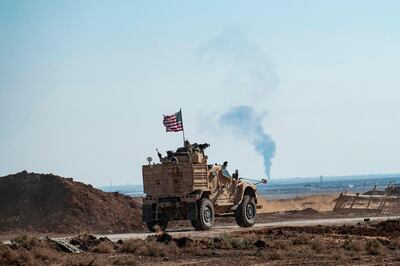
[184,140,193,154]
[232,170,239,180]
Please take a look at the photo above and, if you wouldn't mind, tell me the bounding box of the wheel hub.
[204,206,211,223]
[246,204,254,219]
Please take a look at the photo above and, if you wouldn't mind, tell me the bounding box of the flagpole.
[180,108,186,145]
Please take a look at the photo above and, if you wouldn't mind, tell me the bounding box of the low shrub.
[120,239,145,253]
[366,239,383,255]
[92,241,114,253]
[343,238,363,251]
[292,235,311,245]
[310,238,324,252]
[145,240,176,257]
[267,250,282,260]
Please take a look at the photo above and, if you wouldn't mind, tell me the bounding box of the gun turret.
[198,143,210,151]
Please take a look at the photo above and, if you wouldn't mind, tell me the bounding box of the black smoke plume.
[219,105,276,179]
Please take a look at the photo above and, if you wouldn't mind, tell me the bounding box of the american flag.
[163,110,184,132]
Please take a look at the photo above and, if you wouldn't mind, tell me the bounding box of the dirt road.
[90,215,400,242]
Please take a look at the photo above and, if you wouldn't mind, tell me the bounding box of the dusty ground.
[2,219,400,265]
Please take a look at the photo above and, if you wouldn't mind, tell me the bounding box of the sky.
[1,1,400,186]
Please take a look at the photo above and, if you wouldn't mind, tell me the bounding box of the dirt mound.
[0,171,142,234]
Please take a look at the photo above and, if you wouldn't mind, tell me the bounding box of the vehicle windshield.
[222,169,231,178]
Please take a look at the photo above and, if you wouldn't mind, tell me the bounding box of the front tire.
[192,198,214,230]
[235,195,256,227]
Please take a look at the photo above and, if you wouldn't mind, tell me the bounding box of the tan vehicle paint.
[142,141,259,231]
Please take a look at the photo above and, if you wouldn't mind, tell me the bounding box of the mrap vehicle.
[142,141,264,231]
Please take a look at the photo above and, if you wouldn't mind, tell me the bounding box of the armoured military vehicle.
[142,141,264,231]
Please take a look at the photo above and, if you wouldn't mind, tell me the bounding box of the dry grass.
[113,256,140,266]
[272,240,289,250]
[390,237,400,248]
[120,238,177,257]
[62,256,97,266]
[146,240,178,257]
[366,239,383,255]
[11,234,29,245]
[267,250,283,260]
[292,235,311,245]
[209,234,253,250]
[0,235,60,265]
[7,249,36,265]
[92,241,114,253]
[343,238,363,251]
[120,239,146,254]
[310,238,324,252]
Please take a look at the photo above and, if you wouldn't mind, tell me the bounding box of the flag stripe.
[163,110,183,132]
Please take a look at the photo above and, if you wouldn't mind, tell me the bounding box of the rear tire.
[235,195,256,227]
[146,221,157,232]
[192,198,214,230]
